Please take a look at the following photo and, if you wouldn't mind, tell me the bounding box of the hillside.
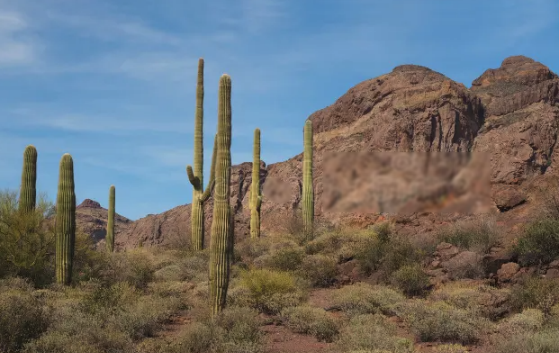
[78,55,559,249]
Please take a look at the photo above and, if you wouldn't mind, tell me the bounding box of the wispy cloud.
[0,8,37,66]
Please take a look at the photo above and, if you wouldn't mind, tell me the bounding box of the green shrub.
[491,328,559,353]
[261,246,305,272]
[237,269,306,314]
[281,306,340,342]
[23,329,133,353]
[510,276,559,314]
[436,217,499,254]
[298,254,339,287]
[496,309,544,335]
[0,190,56,287]
[0,288,50,352]
[429,282,511,320]
[393,300,489,345]
[96,251,155,289]
[391,264,431,296]
[514,218,559,266]
[330,283,406,316]
[335,314,414,353]
[161,307,264,353]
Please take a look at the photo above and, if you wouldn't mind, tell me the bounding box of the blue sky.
[0,0,558,220]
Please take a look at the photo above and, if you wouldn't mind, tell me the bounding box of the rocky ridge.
[76,55,559,250]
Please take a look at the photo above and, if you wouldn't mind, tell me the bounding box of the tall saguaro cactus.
[187,58,217,251]
[106,185,115,253]
[250,128,262,239]
[302,120,314,240]
[209,74,232,315]
[18,145,37,213]
[55,153,76,285]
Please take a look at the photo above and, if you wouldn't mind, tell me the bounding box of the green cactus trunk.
[55,153,76,285]
[18,145,37,213]
[209,74,232,316]
[187,58,217,251]
[106,185,115,253]
[302,120,314,240]
[250,128,262,239]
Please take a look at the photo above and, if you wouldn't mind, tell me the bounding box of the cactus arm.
[200,133,218,202]
[186,165,201,189]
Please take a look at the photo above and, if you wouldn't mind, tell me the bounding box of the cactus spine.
[187,58,216,251]
[209,74,232,315]
[55,153,76,285]
[18,145,37,213]
[250,128,262,239]
[106,185,115,253]
[302,120,314,240]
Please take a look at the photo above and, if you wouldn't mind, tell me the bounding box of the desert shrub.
[491,328,559,353]
[154,251,208,283]
[429,282,511,320]
[330,283,406,316]
[354,230,428,278]
[393,300,490,345]
[0,288,51,352]
[433,344,469,353]
[391,264,431,296]
[79,281,139,315]
[159,307,264,353]
[335,314,414,353]
[509,276,559,314]
[236,269,306,315]
[305,230,347,256]
[297,254,339,287]
[261,246,305,272]
[0,190,56,287]
[108,294,182,340]
[96,250,155,289]
[23,330,134,353]
[281,306,340,342]
[514,218,559,266]
[212,307,263,349]
[496,308,544,335]
[72,230,111,283]
[436,217,499,254]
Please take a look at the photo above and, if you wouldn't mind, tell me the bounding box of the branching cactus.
[209,74,232,315]
[106,185,115,252]
[250,128,262,239]
[302,120,314,240]
[187,58,217,251]
[55,153,76,285]
[18,145,37,213]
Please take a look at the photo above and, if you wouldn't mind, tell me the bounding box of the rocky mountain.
[77,55,559,249]
[75,199,132,247]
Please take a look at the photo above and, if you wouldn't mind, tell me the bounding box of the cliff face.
[77,55,559,249]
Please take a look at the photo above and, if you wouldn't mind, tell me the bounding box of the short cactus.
[209,74,233,315]
[106,185,115,252]
[18,145,37,213]
[55,153,76,285]
[302,120,314,240]
[250,128,262,239]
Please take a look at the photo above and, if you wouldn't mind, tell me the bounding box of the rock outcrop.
[75,55,559,250]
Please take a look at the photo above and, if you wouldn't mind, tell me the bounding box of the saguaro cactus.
[187,58,217,251]
[209,74,232,315]
[18,145,37,213]
[106,185,115,253]
[302,120,314,240]
[55,153,76,285]
[250,128,262,239]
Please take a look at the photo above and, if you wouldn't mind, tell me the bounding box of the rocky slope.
[77,55,559,250]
